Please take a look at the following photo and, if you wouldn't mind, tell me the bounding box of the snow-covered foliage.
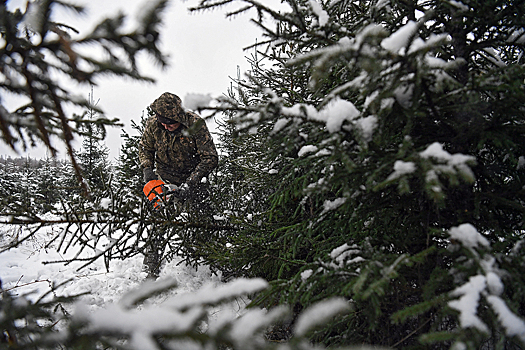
[189,0,525,348]
[446,224,525,347]
[2,0,525,349]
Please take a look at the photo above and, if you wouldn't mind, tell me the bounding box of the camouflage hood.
[150,92,191,126]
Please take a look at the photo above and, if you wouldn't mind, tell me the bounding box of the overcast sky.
[3,0,270,160]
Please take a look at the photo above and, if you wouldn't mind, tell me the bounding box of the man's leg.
[142,229,164,279]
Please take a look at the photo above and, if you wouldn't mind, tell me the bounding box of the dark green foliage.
[191,0,525,348]
[75,89,112,197]
[35,155,60,213]
[116,113,149,195]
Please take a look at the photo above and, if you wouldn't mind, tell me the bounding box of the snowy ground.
[0,220,268,349]
[0,220,245,317]
[1,238,222,306]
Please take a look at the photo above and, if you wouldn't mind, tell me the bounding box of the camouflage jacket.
[138,111,218,185]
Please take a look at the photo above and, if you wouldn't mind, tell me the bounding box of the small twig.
[3,278,52,292]
[15,275,24,287]
[74,272,109,279]
[391,317,432,348]
[2,271,110,293]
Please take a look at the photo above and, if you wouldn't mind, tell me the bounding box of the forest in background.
[2,0,525,349]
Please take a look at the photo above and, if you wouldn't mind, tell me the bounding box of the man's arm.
[138,118,158,182]
[186,121,218,186]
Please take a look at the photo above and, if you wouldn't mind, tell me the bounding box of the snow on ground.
[0,222,228,311]
[0,221,274,349]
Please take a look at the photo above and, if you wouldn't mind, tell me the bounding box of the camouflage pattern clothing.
[139,93,218,186]
[138,92,218,279]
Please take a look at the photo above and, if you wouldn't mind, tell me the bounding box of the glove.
[173,183,191,201]
[143,167,157,183]
[186,173,200,188]
[170,182,198,203]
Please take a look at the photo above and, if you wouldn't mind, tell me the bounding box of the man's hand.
[186,173,200,188]
[175,183,191,201]
[169,182,196,202]
[143,167,157,183]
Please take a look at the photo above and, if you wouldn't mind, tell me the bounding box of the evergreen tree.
[34,154,60,213]
[193,0,525,348]
[75,88,112,196]
[115,111,149,195]
[202,59,287,277]
[0,157,19,215]
[18,156,38,212]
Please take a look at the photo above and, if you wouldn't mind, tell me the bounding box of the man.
[138,92,218,278]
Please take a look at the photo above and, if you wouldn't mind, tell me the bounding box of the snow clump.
[448,223,489,250]
[308,0,329,27]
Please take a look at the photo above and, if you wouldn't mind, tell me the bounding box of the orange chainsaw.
[143,180,188,208]
[143,179,166,208]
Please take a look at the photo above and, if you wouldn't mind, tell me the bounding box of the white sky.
[2,0,270,160]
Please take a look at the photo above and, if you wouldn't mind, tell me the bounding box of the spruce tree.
[115,112,149,196]
[193,0,525,348]
[75,89,112,196]
[0,157,19,215]
[34,154,59,213]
